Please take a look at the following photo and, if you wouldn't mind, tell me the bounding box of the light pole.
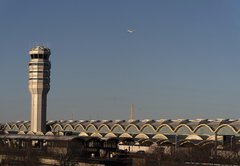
[230,135,234,151]
[175,134,178,153]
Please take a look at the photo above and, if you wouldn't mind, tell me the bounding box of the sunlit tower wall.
[28,46,51,133]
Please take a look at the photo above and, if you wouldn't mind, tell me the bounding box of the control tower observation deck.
[28,46,51,133]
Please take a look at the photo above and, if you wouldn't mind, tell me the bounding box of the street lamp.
[230,135,234,151]
[175,134,178,152]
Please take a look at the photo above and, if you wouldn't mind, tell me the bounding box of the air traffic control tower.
[28,46,51,133]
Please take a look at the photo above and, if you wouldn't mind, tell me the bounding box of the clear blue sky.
[1,0,240,122]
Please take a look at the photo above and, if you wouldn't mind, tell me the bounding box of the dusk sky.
[1,1,240,122]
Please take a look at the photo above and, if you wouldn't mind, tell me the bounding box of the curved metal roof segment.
[4,119,240,139]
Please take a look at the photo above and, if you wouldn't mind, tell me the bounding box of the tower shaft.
[30,94,47,132]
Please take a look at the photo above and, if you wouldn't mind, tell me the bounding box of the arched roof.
[4,118,240,139]
[86,124,98,133]
[138,139,154,146]
[207,135,223,141]
[57,131,64,136]
[135,133,149,139]
[215,124,237,134]
[4,124,11,131]
[178,140,196,147]
[229,121,240,131]
[197,140,220,147]
[18,131,25,135]
[36,131,44,135]
[104,133,117,138]
[174,124,193,134]
[119,133,132,138]
[79,132,88,137]
[157,139,173,146]
[90,132,103,138]
[27,131,34,135]
[11,124,19,131]
[193,124,214,135]
[74,124,85,132]
[157,124,174,134]
[185,134,203,140]
[45,131,54,136]
[152,134,168,140]
[111,124,125,133]
[140,124,156,134]
[98,124,111,133]
[63,124,74,131]
[19,124,27,131]
[52,124,63,132]
[125,124,140,134]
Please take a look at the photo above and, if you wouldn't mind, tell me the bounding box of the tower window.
[31,54,49,59]
[43,55,49,60]
[29,63,50,66]
[29,78,49,81]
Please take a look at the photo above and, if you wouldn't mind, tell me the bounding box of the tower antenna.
[71,112,75,120]
[130,104,135,121]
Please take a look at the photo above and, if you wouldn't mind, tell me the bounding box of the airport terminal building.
[4,118,240,145]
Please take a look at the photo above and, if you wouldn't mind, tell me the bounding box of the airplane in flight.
[127,29,135,33]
